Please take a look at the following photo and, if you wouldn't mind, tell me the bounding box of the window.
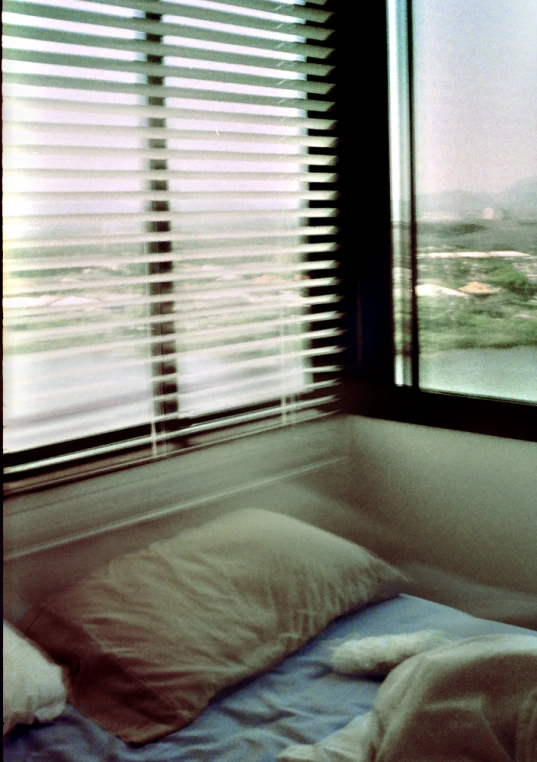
[3,0,536,497]
[389,0,537,404]
[340,0,537,441]
[3,0,341,491]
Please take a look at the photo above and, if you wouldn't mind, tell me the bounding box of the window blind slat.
[4,191,338,209]
[4,293,340,325]
[4,143,337,162]
[168,0,331,24]
[3,2,334,58]
[5,277,339,307]
[4,50,334,96]
[5,260,337,296]
[2,73,334,111]
[6,379,341,433]
[77,0,333,36]
[6,346,341,398]
[4,169,338,184]
[4,122,336,146]
[4,394,339,481]
[4,327,341,365]
[5,213,338,236]
[7,310,341,351]
[4,225,338,250]
[13,364,340,408]
[3,96,336,129]
[5,243,338,273]
[2,26,334,77]
[6,0,334,40]
[172,395,339,435]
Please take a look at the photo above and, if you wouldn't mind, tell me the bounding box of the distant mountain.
[496,176,537,217]
[417,190,493,217]
[416,177,537,221]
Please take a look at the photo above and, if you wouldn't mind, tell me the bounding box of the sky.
[400,0,537,196]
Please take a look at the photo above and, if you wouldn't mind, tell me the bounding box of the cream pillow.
[3,621,67,735]
[21,509,405,743]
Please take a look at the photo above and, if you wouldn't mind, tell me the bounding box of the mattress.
[4,595,535,761]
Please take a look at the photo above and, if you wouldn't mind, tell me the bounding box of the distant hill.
[416,177,537,221]
[496,177,537,218]
[417,190,493,218]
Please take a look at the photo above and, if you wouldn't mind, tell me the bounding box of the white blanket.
[280,634,537,762]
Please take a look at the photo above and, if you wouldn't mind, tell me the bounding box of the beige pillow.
[21,509,405,743]
[3,621,67,736]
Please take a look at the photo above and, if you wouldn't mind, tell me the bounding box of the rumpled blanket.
[280,634,537,762]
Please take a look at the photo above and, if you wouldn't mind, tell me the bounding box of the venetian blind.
[2,0,341,488]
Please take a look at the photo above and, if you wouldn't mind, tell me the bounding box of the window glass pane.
[413,0,537,402]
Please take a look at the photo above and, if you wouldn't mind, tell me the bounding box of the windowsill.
[342,380,537,443]
[3,415,346,561]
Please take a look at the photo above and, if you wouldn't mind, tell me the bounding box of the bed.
[4,509,536,761]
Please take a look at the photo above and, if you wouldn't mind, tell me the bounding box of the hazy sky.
[412,0,537,195]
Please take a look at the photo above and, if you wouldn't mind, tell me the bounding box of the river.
[420,345,537,402]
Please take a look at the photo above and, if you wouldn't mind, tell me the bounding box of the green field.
[415,219,537,353]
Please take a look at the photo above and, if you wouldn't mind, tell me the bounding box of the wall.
[3,417,350,622]
[4,414,537,627]
[293,415,537,625]
[348,416,537,592]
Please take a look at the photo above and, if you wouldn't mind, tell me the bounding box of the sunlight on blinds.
[2,0,340,483]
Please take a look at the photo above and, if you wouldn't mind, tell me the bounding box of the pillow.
[20,508,405,743]
[3,621,67,736]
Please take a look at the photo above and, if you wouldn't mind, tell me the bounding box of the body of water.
[420,345,537,402]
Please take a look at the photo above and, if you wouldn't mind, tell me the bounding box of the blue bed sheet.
[4,595,535,762]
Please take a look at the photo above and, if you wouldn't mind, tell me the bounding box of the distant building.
[459,281,500,295]
[416,283,469,298]
[483,207,503,220]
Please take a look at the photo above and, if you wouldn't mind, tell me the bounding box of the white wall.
[4,414,537,625]
[343,416,537,593]
[291,416,537,624]
[3,417,348,622]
